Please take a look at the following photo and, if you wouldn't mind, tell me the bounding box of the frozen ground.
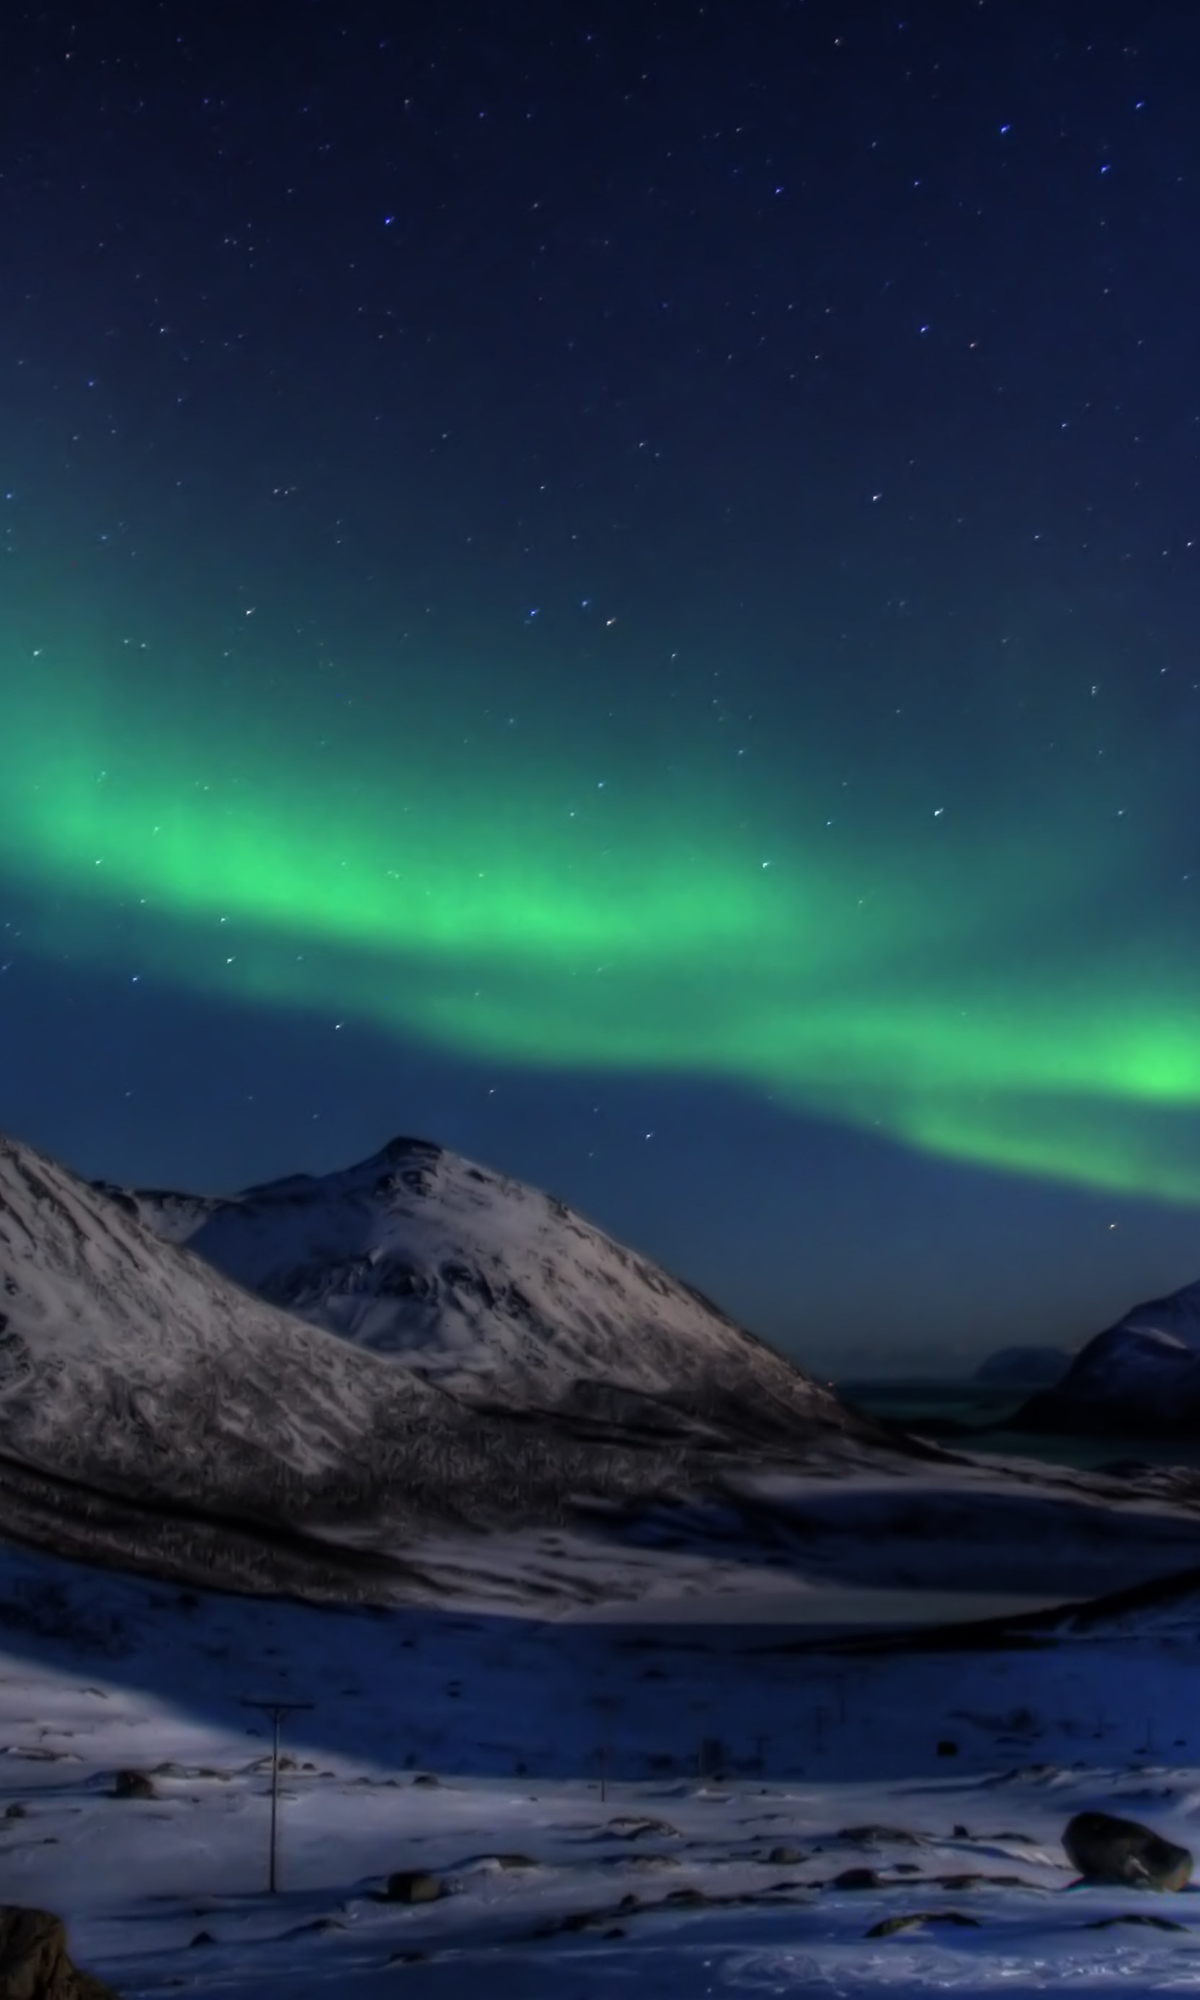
[6,1526,1200,1995]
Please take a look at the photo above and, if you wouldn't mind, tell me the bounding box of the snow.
[4,1533,1200,1994]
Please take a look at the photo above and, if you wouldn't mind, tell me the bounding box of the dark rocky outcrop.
[110,1771,155,1801]
[867,1910,980,1937]
[382,1870,443,1904]
[0,1906,118,1999]
[1063,1811,1193,1891]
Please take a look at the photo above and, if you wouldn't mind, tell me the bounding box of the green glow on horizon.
[4,643,1199,1205]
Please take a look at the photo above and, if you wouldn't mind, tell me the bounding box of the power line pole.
[239,1699,314,1894]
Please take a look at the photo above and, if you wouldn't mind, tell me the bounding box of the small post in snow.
[239,1698,314,1894]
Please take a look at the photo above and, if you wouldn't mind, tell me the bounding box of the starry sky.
[3,0,1200,1373]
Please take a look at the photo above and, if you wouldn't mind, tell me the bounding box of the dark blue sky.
[3,0,1200,1371]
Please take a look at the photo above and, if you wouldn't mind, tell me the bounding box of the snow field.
[3,1538,1200,1994]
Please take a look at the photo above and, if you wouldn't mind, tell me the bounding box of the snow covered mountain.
[118,1133,866,1447]
[1016,1279,1200,1434]
[0,1129,567,1597]
[0,1129,899,1603]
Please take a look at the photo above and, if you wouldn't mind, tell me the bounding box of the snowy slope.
[119,1134,869,1446]
[7,1530,1200,1997]
[1017,1279,1200,1434]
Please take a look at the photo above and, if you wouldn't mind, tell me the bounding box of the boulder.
[1063,1811,1192,1891]
[838,1825,921,1846]
[867,1910,980,1938]
[1084,1913,1187,1931]
[0,1905,119,1998]
[382,1871,442,1905]
[110,1771,155,1801]
[606,1816,679,1840]
[830,1867,884,1890]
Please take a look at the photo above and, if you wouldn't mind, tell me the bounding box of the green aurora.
[3,637,1196,1205]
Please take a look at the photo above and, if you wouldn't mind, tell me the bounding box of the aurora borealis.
[6,639,1197,1206]
[4,0,1200,1365]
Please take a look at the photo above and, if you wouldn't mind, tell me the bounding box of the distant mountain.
[117,1133,867,1448]
[0,1130,900,1604]
[1015,1280,1200,1435]
[973,1345,1071,1388]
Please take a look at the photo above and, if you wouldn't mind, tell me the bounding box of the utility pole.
[239,1699,314,1894]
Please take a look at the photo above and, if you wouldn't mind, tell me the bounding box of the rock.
[490,1854,536,1871]
[830,1867,884,1890]
[767,1845,804,1865]
[110,1771,155,1801]
[1083,1913,1188,1931]
[383,1871,443,1905]
[559,1908,604,1933]
[411,1773,441,1788]
[0,1905,119,1997]
[838,1825,921,1846]
[1063,1811,1193,1891]
[936,1741,958,1758]
[866,1910,981,1938]
[188,1932,215,1948]
[3,1805,26,1820]
[606,1815,679,1840]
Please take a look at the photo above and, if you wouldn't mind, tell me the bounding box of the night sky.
[3,0,1200,1373]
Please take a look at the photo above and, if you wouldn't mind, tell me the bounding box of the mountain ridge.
[113,1131,864,1447]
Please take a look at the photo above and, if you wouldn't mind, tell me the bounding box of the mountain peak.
[1015,1269,1200,1436]
[129,1135,862,1446]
